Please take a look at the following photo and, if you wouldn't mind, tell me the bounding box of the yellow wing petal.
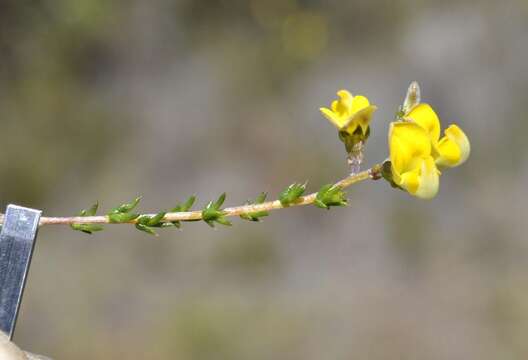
[320,107,346,129]
[406,103,441,143]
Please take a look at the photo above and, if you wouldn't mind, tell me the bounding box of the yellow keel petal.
[414,156,440,199]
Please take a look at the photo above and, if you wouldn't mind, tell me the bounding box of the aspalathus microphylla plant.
[0,82,470,235]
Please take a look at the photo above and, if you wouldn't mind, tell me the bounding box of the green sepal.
[279,183,306,206]
[381,160,403,189]
[202,193,232,227]
[70,223,104,235]
[240,192,269,222]
[339,126,369,153]
[314,184,347,210]
[110,197,141,214]
[108,212,140,223]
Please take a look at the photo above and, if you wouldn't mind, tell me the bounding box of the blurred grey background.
[1,0,527,358]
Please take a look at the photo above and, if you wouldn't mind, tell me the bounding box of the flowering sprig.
[383,82,470,199]
[0,82,470,236]
[320,90,377,174]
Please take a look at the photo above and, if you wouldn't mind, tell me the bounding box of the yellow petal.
[389,122,432,175]
[436,124,470,168]
[342,105,377,134]
[414,156,440,199]
[319,107,346,129]
[399,169,420,194]
[436,137,461,167]
[406,103,441,143]
[333,90,353,116]
[336,90,353,108]
[350,95,370,113]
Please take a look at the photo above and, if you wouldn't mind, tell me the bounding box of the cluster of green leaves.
[279,182,306,206]
[240,192,269,222]
[168,196,196,228]
[202,193,232,227]
[70,202,104,234]
[108,197,141,223]
[135,211,167,236]
[314,184,347,209]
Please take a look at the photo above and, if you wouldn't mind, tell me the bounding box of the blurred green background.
[1,0,528,358]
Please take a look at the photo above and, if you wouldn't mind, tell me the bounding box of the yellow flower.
[389,103,470,199]
[319,90,377,138]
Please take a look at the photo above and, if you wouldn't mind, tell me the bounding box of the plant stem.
[0,164,382,227]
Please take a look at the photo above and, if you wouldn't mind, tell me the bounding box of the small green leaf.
[110,197,142,214]
[315,184,347,209]
[182,195,196,211]
[279,183,306,206]
[215,217,232,226]
[70,223,104,235]
[214,193,226,208]
[240,192,269,222]
[78,202,99,217]
[255,192,267,204]
[148,211,167,226]
[86,202,99,216]
[108,212,140,223]
[171,195,196,212]
[135,223,158,236]
[169,196,196,228]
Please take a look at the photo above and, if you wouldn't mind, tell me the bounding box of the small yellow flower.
[319,90,377,138]
[389,103,470,199]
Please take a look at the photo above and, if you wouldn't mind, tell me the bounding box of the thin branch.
[0,164,382,227]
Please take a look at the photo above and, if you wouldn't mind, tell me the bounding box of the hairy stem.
[0,164,382,227]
